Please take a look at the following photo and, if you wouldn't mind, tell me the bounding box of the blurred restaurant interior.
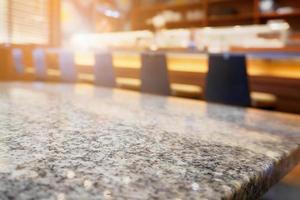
[0,0,300,199]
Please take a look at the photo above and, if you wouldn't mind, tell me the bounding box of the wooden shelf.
[136,2,204,12]
[131,0,300,30]
[133,20,205,31]
[259,11,300,18]
[166,20,205,29]
[132,2,205,30]
[231,46,300,53]
[207,0,245,4]
[208,14,253,21]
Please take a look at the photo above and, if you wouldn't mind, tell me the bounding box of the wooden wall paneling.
[276,98,300,114]
[17,45,35,81]
[0,46,10,81]
[249,76,300,99]
[169,71,205,86]
[3,47,19,81]
[249,76,300,113]
[77,64,95,83]
[45,51,61,82]
[115,67,139,79]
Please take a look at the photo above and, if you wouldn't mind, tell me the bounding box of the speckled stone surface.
[0,82,299,200]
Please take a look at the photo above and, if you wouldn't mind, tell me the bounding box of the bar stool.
[11,48,25,74]
[205,53,277,108]
[94,52,116,87]
[140,52,171,96]
[32,48,47,80]
[205,53,251,107]
[58,50,77,83]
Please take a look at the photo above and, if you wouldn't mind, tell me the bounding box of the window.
[0,0,8,42]
[0,0,50,44]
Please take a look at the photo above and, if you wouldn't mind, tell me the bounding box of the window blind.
[0,0,50,44]
[0,0,9,42]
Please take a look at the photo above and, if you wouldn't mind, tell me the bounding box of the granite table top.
[0,82,299,200]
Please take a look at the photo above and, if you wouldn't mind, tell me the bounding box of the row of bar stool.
[141,52,277,108]
[12,48,115,85]
[11,48,277,109]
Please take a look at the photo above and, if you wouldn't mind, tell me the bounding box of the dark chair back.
[32,48,47,80]
[12,48,24,74]
[205,53,251,107]
[140,52,170,95]
[58,50,77,82]
[94,52,116,87]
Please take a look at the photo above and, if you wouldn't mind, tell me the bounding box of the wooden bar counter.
[75,51,300,114]
[1,45,300,113]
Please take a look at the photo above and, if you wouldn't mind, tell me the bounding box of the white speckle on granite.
[56,193,65,200]
[0,82,299,200]
[83,179,93,190]
[191,182,200,191]
[66,170,75,179]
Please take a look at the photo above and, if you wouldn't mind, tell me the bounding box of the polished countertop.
[0,82,299,200]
